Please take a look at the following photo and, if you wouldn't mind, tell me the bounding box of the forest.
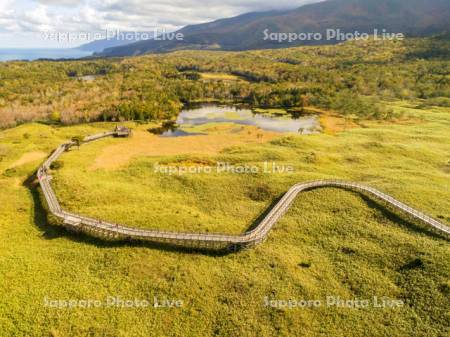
[0,37,448,128]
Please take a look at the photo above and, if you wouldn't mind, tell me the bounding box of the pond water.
[151,104,321,137]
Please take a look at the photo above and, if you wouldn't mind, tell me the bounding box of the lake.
[0,49,92,62]
[150,104,321,137]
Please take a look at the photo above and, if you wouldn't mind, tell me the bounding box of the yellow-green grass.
[252,108,289,115]
[199,72,243,81]
[0,102,449,337]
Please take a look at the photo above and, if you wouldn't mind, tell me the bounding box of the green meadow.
[0,101,449,337]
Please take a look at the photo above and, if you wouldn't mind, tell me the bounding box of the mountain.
[98,0,450,57]
[78,39,136,53]
[78,32,154,53]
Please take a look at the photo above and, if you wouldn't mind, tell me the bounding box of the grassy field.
[0,101,449,337]
[199,72,244,82]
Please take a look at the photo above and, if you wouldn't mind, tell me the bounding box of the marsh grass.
[0,102,449,336]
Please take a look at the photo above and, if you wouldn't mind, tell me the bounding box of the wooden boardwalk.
[37,129,450,251]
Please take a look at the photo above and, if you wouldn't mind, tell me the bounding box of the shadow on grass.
[358,193,445,240]
[247,188,448,241]
[23,174,67,240]
[24,173,447,256]
[23,173,233,257]
[245,193,285,232]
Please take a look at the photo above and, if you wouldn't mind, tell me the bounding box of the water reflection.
[149,104,321,137]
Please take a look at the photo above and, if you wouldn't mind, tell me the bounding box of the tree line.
[0,37,448,128]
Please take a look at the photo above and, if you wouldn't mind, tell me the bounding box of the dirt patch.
[9,151,47,168]
[320,114,358,134]
[91,127,279,170]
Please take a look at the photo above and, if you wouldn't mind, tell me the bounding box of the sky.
[0,0,322,48]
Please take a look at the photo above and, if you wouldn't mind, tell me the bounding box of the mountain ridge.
[97,0,450,57]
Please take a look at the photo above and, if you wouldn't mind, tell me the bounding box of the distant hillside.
[98,0,450,57]
[78,32,154,53]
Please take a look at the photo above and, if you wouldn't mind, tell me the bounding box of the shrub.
[50,111,61,123]
[3,168,17,177]
[50,161,64,170]
[71,136,84,147]
[248,184,273,201]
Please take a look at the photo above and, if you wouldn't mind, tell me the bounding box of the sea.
[0,49,93,62]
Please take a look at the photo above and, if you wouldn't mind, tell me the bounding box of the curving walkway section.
[37,129,450,251]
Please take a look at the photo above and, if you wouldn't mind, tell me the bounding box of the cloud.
[0,0,18,31]
[3,0,322,35]
[35,0,80,5]
[0,0,324,47]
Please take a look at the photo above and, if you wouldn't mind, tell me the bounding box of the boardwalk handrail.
[36,129,450,251]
